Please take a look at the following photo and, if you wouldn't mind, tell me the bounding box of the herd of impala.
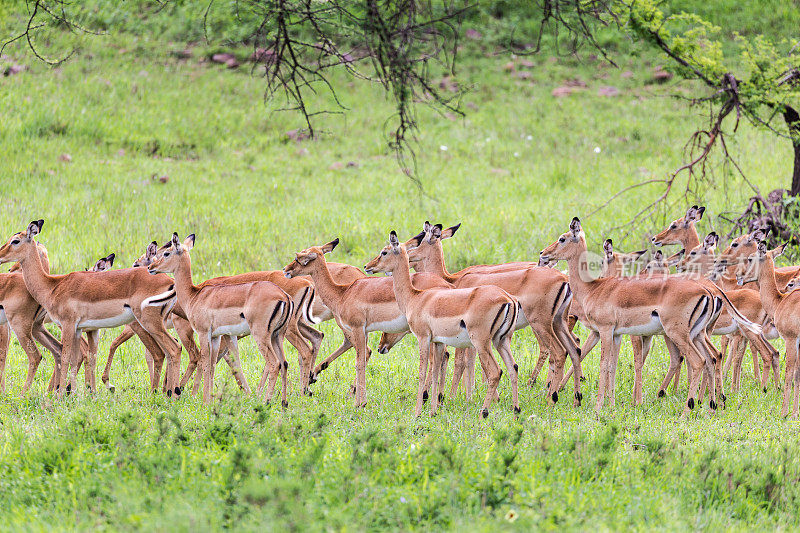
[1,205,800,419]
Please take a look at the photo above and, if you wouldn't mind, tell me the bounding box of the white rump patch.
[0,308,6,326]
[614,314,663,336]
[141,289,177,309]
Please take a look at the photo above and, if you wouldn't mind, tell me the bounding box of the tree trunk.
[785,105,800,196]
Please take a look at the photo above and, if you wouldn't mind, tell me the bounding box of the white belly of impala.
[213,321,251,338]
[433,329,473,349]
[367,315,408,334]
[614,314,663,336]
[713,323,739,336]
[79,307,135,331]
[0,308,6,326]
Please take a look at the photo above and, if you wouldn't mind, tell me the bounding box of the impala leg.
[298,321,324,361]
[436,349,450,404]
[559,330,599,389]
[102,325,135,391]
[792,356,800,419]
[127,321,166,392]
[658,337,681,396]
[352,327,368,408]
[751,341,761,383]
[731,335,746,392]
[0,324,9,394]
[137,306,182,396]
[594,332,613,412]
[310,337,353,384]
[722,334,736,379]
[781,337,798,417]
[205,335,221,403]
[494,335,519,413]
[8,318,44,397]
[633,336,651,406]
[464,348,478,401]
[225,335,251,394]
[171,315,199,394]
[30,324,62,392]
[83,330,99,393]
[473,340,501,417]
[429,343,446,416]
[605,334,623,409]
[285,320,313,394]
[449,348,467,398]
[415,337,431,417]
[270,318,290,408]
[60,323,80,396]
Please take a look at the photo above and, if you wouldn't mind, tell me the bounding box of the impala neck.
[756,255,783,317]
[173,252,199,306]
[389,248,421,315]
[416,243,458,283]
[307,257,348,313]
[563,247,595,305]
[18,241,57,303]
[680,224,701,251]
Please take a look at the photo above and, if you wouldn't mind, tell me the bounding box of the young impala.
[0,220,185,395]
[148,233,293,405]
[541,218,727,416]
[365,231,521,417]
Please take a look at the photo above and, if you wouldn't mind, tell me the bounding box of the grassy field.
[2,2,800,530]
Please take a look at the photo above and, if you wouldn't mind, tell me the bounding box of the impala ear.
[603,239,613,258]
[295,252,317,266]
[757,240,768,256]
[653,250,663,261]
[146,241,158,259]
[631,249,647,260]
[26,220,43,239]
[684,205,699,225]
[171,232,181,251]
[183,234,195,251]
[423,221,432,233]
[771,242,789,258]
[441,223,461,240]
[407,230,426,249]
[750,228,766,243]
[389,230,400,247]
[704,232,718,249]
[569,217,582,235]
[429,224,443,243]
[696,206,706,220]
[667,249,685,266]
[322,238,339,254]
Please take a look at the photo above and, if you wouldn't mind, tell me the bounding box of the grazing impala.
[736,240,800,417]
[0,220,185,395]
[405,222,581,406]
[365,231,521,417]
[148,233,293,405]
[541,218,730,416]
[283,238,455,407]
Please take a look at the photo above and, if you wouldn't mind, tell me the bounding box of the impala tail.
[719,291,763,335]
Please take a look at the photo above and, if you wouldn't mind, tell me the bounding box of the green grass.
[2,3,800,530]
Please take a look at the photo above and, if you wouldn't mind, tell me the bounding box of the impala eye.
[670,224,677,229]
[164,252,170,257]
[10,239,20,245]
[381,251,387,256]
[558,237,565,243]
[731,242,738,248]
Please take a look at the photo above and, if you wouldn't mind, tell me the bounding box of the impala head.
[90,253,116,272]
[601,238,647,276]
[147,233,195,274]
[364,231,410,274]
[405,220,460,267]
[651,205,705,246]
[539,217,586,264]
[283,238,339,278]
[675,232,718,274]
[643,249,668,274]
[735,240,788,285]
[8,241,49,273]
[786,277,800,292]
[716,228,767,272]
[132,241,159,268]
[0,219,44,265]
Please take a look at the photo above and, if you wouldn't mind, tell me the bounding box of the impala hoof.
[320,362,329,371]
[167,389,172,398]
[437,393,444,403]
[720,392,727,403]
[422,390,429,402]
[657,390,665,398]
[709,400,717,410]
[575,391,582,402]
[551,391,558,403]
[763,387,768,393]
[174,386,182,396]
[513,363,518,372]
[514,406,521,414]
[687,398,695,410]
[480,408,489,419]
[579,376,586,382]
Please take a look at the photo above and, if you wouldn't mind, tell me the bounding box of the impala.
[405,222,582,406]
[736,241,800,417]
[0,220,185,395]
[541,218,730,416]
[365,231,521,417]
[148,233,293,405]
